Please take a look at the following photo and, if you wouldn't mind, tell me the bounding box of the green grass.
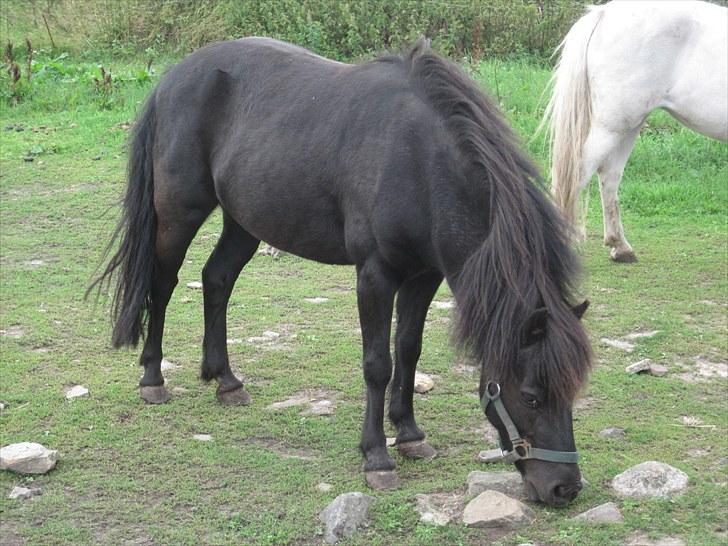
[1,49,726,546]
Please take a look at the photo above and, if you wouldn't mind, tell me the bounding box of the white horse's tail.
[542,6,605,229]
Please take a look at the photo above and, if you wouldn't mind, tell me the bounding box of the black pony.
[92,38,592,506]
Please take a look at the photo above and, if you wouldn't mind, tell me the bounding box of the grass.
[1,47,726,546]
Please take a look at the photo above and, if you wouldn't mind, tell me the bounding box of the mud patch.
[245,437,319,460]
[265,388,337,416]
[676,357,728,383]
[1,325,24,338]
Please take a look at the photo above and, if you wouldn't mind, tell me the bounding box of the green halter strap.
[480,381,579,464]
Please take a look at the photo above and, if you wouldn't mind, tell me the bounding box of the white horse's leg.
[595,129,640,262]
[581,125,641,262]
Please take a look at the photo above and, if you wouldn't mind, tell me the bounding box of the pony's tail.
[541,6,605,230]
[87,94,158,348]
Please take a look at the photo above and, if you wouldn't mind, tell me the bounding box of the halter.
[480,381,579,464]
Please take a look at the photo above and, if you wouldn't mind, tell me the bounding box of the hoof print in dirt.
[364,470,400,491]
[319,492,375,544]
[140,385,171,405]
[396,440,437,460]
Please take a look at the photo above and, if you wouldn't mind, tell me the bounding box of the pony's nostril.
[553,482,582,503]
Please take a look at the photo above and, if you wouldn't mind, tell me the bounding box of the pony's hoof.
[140,385,171,404]
[396,440,437,461]
[216,386,251,406]
[610,248,637,263]
[364,470,401,491]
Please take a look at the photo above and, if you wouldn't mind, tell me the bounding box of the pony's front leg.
[389,271,442,461]
[356,258,400,490]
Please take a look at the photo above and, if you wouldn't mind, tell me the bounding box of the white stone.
[612,461,689,498]
[462,490,534,528]
[649,363,668,377]
[386,437,397,447]
[160,358,180,371]
[8,486,32,500]
[65,385,89,399]
[302,399,335,416]
[319,492,375,544]
[317,482,333,492]
[414,372,434,394]
[186,281,202,289]
[626,359,652,374]
[304,297,329,304]
[602,338,634,352]
[599,427,626,440]
[0,442,58,474]
[431,300,455,310]
[193,434,212,442]
[624,330,660,340]
[573,501,624,523]
[466,471,523,498]
[415,493,458,526]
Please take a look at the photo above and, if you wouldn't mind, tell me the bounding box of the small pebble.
[193,434,212,442]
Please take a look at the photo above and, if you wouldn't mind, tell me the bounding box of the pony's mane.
[400,41,592,408]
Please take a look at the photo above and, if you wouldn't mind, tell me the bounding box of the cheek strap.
[480,381,579,464]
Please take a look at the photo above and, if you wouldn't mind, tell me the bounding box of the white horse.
[543,0,727,262]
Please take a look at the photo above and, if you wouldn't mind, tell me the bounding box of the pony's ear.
[573,300,589,320]
[522,307,548,346]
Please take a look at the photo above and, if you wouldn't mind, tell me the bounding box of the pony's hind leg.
[139,203,214,403]
[356,257,401,490]
[201,213,260,405]
[388,271,442,461]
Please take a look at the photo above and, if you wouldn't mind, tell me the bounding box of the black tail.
[88,94,157,348]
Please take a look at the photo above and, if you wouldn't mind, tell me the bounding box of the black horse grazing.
[92,37,592,506]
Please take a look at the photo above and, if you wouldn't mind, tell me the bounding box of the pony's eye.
[521,392,540,409]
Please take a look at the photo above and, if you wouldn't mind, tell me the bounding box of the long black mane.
[403,42,591,408]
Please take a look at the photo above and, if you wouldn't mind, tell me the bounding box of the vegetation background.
[1,1,726,545]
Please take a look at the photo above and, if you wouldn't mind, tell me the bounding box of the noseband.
[480,381,579,464]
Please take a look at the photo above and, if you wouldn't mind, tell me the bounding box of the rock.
[624,330,660,340]
[649,363,668,377]
[414,372,434,394]
[431,300,455,310]
[304,297,329,304]
[626,359,652,374]
[186,281,202,289]
[302,399,335,416]
[612,461,689,498]
[0,402,5,410]
[624,532,686,546]
[462,490,534,528]
[386,437,397,447]
[573,502,624,523]
[415,493,461,526]
[319,492,375,544]
[8,486,32,500]
[466,471,524,498]
[599,427,626,440]
[477,448,504,463]
[65,385,89,399]
[0,442,58,474]
[160,358,180,371]
[601,338,634,352]
[317,482,333,492]
[193,434,212,442]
